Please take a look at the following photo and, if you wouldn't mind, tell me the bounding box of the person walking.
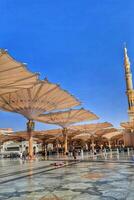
[22,150,26,161]
[72,148,77,160]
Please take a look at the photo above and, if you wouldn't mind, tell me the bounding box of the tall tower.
[124,47,134,121]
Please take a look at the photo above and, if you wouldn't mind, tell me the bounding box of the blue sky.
[0,0,133,131]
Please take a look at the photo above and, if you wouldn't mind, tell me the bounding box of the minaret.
[124,47,133,90]
[124,47,134,121]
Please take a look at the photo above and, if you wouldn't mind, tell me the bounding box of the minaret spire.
[124,46,133,90]
[124,46,134,121]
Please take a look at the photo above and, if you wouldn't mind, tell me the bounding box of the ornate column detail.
[27,119,35,159]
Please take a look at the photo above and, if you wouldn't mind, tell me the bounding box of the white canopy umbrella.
[0,49,38,94]
[0,80,80,158]
[34,108,99,154]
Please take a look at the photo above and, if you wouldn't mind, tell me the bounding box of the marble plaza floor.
[0,153,134,200]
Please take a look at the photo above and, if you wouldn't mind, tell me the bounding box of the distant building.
[1,141,42,156]
[0,128,42,156]
[0,128,13,134]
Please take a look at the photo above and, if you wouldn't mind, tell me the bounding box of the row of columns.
[26,122,125,159]
[27,123,69,159]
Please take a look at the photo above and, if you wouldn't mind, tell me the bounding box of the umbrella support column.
[56,139,59,157]
[27,120,35,160]
[91,137,95,154]
[64,133,68,155]
[29,132,33,159]
[63,128,68,155]
[108,140,111,149]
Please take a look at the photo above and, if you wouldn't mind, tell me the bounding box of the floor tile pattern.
[0,152,134,200]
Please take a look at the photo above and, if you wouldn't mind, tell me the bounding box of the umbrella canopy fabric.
[95,128,118,136]
[72,133,92,141]
[14,129,62,138]
[0,49,38,94]
[34,108,99,128]
[102,131,123,140]
[72,128,117,139]
[0,133,24,143]
[69,122,113,134]
[7,129,62,142]
[72,128,117,142]
[0,80,80,119]
[120,121,134,130]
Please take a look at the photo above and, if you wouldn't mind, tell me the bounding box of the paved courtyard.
[0,153,134,200]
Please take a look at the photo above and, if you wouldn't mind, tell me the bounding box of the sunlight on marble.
[0,153,134,200]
